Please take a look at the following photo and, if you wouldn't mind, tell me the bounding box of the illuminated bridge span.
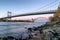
[0,10,56,20]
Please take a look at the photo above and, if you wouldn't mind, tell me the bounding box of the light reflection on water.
[0,22,45,34]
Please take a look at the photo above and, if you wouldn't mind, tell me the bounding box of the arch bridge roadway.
[0,10,56,20]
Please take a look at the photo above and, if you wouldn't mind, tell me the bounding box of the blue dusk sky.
[0,0,60,18]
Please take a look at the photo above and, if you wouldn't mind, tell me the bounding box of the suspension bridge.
[0,10,56,19]
[0,0,60,21]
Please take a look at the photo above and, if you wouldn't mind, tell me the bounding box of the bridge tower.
[7,11,12,21]
[32,18,34,22]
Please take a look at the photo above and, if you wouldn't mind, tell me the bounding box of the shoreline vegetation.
[0,20,32,22]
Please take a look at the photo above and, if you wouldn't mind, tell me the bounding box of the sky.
[0,0,60,22]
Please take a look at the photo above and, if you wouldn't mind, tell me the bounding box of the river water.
[0,22,45,37]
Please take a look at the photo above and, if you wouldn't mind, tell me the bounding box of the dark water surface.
[0,22,45,37]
